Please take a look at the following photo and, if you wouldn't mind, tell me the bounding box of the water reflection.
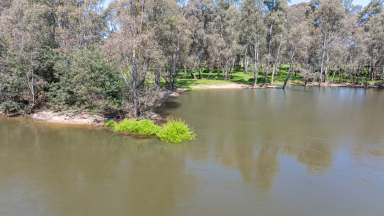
[171,88,384,190]
[296,141,332,172]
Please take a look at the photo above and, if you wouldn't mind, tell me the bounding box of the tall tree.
[358,0,383,24]
[184,0,216,78]
[365,11,384,80]
[104,0,163,117]
[0,0,55,111]
[316,0,346,82]
[264,0,288,84]
[283,3,311,89]
[210,0,239,80]
[151,0,191,90]
[239,0,266,87]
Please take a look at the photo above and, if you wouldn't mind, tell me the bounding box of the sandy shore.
[30,111,105,126]
[188,83,250,90]
[184,82,287,90]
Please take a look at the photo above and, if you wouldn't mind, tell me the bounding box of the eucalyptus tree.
[184,0,216,78]
[0,0,55,112]
[104,0,164,117]
[209,0,239,80]
[365,11,384,80]
[356,0,384,79]
[46,0,116,111]
[316,0,346,82]
[2,0,384,116]
[151,0,191,90]
[330,13,364,81]
[0,0,112,113]
[238,0,266,86]
[283,3,311,89]
[53,0,106,52]
[358,0,383,24]
[263,0,288,84]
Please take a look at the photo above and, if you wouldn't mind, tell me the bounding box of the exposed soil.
[30,111,105,126]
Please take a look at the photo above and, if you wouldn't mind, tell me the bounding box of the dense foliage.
[1,0,384,115]
[48,48,122,112]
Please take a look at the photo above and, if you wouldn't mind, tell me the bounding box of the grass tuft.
[156,120,196,144]
[105,118,195,144]
[110,119,161,136]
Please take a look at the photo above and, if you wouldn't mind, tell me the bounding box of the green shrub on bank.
[105,119,196,144]
[156,120,196,144]
[48,48,122,112]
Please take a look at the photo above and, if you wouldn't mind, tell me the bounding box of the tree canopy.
[1,0,383,116]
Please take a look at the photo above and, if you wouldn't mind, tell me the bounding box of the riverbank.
[176,79,384,90]
[30,111,105,126]
[304,81,384,88]
[0,109,164,127]
[0,111,91,127]
[0,89,173,126]
[184,82,250,90]
[1,80,383,126]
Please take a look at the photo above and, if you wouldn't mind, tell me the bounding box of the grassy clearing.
[106,118,195,144]
[175,68,304,89]
[176,79,235,90]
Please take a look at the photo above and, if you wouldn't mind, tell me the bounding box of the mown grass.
[106,118,195,144]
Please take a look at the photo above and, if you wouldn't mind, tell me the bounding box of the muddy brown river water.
[1,87,384,216]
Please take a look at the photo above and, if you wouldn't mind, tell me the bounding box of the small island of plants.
[106,119,196,144]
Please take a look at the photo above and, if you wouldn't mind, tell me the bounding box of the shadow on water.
[155,97,182,119]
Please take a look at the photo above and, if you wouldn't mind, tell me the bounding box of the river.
[1,87,384,216]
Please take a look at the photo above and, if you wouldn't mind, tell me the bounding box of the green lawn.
[176,70,304,89]
[174,68,382,90]
[176,79,235,90]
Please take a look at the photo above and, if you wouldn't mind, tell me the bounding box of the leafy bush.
[0,101,23,115]
[48,48,122,111]
[109,119,161,136]
[156,120,196,144]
